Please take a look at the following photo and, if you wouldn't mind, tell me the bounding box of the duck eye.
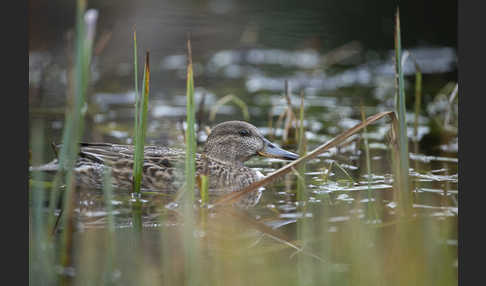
[239,129,250,136]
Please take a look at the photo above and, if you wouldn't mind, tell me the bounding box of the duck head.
[203,121,299,164]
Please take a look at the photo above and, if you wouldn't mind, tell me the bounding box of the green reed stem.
[46,171,62,234]
[130,52,149,234]
[183,37,199,286]
[297,90,307,202]
[296,90,313,284]
[30,120,56,284]
[394,8,412,215]
[31,121,46,240]
[59,1,97,277]
[185,40,196,203]
[215,111,397,206]
[360,103,378,220]
[132,52,150,194]
[199,173,209,233]
[102,167,116,286]
[133,28,139,145]
[200,174,209,206]
[413,59,422,156]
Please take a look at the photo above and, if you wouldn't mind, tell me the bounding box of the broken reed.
[30,10,455,286]
[283,80,298,143]
[272,80,298,144]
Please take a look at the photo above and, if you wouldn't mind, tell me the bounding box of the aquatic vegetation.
[132,52,150,194]
[209,94,250,122]
[393,9,412,216]
[28,5,457,286]
[57,2,98,281]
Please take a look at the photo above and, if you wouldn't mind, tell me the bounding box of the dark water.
[29,1,458,285]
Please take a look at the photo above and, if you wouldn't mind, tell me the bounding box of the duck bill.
[257,138,299,160]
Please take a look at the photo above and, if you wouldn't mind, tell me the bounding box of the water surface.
[29,1,458,285]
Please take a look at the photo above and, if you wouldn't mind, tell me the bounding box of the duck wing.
[76,143,184,165]
[75,143,189,192]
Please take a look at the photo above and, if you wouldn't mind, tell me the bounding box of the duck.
[32,121,299,206]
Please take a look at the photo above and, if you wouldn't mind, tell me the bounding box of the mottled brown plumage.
[33,121,299,207]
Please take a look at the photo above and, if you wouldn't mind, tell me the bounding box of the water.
[29,1,457,285]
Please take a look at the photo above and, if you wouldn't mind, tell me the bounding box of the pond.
[29,1,457,285]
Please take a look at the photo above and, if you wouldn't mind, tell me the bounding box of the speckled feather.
[73,143,263,194]
[32,121,298,207]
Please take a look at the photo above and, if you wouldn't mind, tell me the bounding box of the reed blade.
[183,37,199,286]
[132,52,150,194]
[58,2,98,276]
[185,39,196,202]
[296,90,306,201]
[360,103,379,220]
[394,8,412,215]
[413,58,422,154]
[133,28,139,145]
[30,120,56,284]
[102,167,116,285]
[131,52,150,233]
[199,174,209,206]
[296,90,314,284]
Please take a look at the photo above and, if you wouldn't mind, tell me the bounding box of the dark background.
[29,0,457,59]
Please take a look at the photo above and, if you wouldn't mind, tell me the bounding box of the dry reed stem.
[209,94,249,121]
[283,80,298,142]
[214,111,398,206]
[443,83,458,127]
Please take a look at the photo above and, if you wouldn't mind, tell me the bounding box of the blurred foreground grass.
[28,5,457,286]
